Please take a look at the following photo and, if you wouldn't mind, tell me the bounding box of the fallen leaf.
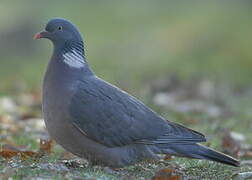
[222,131,243,157]
[151,168,182,180]
[0,144,42,160]
[19,151,38,160]
[0,145,38,160]
[39,138,54,154]
[222,130,252,159]
[241,151,252,158]
[20,113,37,120]
[163,155,172,161]
[0,149,18,159]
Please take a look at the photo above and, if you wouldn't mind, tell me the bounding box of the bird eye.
[58,26,62,31]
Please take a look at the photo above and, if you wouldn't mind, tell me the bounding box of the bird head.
[34,18,83,47]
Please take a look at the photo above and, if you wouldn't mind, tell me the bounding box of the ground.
[0,77,251,179]
[0,1,252,179]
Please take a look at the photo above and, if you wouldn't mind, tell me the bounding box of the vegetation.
[0,1,251,179]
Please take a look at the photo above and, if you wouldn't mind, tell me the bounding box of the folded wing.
[69,76,206,147]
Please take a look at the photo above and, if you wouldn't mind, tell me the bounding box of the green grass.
[0,1,252,179]
[1,1,252,92]
[1,154,251,179]
[1,88,251,179]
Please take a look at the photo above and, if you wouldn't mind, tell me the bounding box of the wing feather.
[69,76,205,147]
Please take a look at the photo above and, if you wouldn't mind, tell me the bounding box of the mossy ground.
[0,1,252,179]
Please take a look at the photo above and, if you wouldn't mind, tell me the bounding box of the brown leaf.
[0,138,53,161]
[242,151,252,158]
[151,168,182,180]
[19,151,38,160]
[0,144,21,159]
[31,89,42,104]
[39,138,54,154]
[0,145,38,160]
[222,131,242,158]
[163,155,172,161]
[0,150,18,159]
[0,144,39,160]
[20,113,37,120]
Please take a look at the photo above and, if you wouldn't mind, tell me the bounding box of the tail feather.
[190,144,239,167]
[158,143,240,167]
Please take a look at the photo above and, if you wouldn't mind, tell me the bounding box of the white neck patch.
[62,49,85,68]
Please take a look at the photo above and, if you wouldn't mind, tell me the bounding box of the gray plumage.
[35,18,239,167]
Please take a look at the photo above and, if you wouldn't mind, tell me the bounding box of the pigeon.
[34,18,239,167]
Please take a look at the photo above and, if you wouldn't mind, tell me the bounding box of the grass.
[1,1,252,92]
[0,1,252,179]
[1,87,252,179]
[1,154,251,179]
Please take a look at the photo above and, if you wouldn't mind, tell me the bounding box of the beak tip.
[33,33,42,40]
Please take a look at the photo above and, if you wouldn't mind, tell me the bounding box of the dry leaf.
[0,144,39,160]
[163,155,172,161]
[19,151,38,160]
[39,138,54,154]
[222,131,242,157]
[0,149,18,159]
[242,151,252,158]
[0,139,56,162]
[0,144,38,160]
[151,168,182,180]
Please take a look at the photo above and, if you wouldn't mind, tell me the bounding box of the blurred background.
[1,0,252,135]
[1,0,252,94]
[0,1,252,178]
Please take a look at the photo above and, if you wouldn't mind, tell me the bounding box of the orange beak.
[33,31,49,40]
[34,33,42,39]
